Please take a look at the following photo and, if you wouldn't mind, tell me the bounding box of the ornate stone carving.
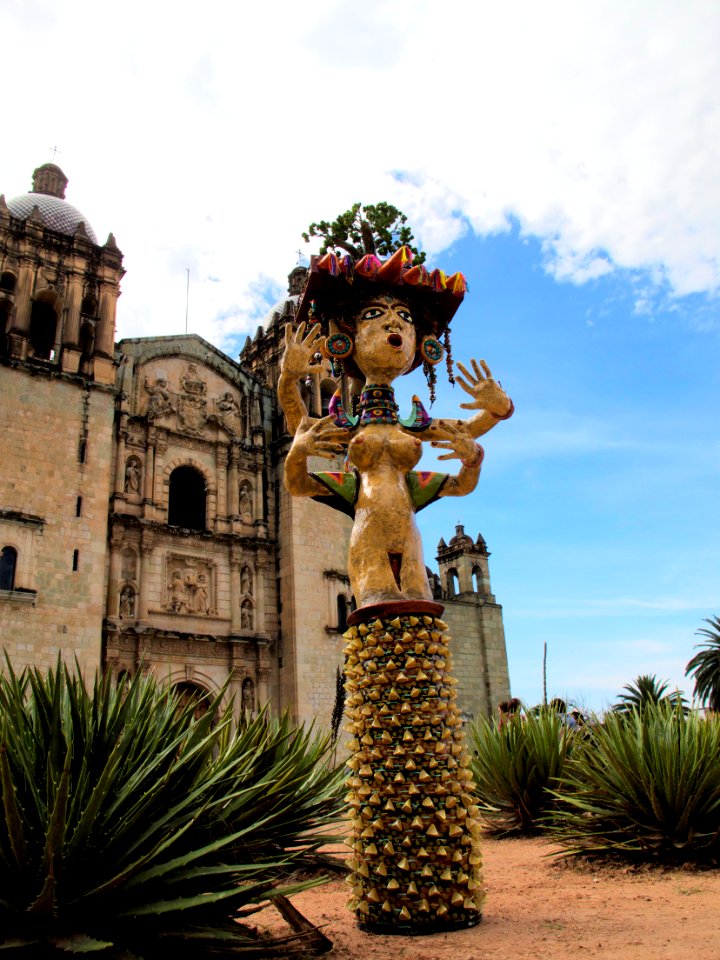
[240,565,253,596]
[144,377,175,420]
[177,364,208,436]
[166,556,214,615]
[211,391,243,436]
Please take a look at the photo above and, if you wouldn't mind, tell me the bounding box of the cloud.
[2,0,719,349]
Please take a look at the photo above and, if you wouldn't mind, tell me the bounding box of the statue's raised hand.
[281,321,324,378]
[456,359,512,418]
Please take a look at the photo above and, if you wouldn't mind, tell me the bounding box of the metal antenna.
[185,269,190,334]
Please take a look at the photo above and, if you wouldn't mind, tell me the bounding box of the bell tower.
[0,165,122,675]
[436,524,510,719]
[437,523,494,599]
[0,163,124,385]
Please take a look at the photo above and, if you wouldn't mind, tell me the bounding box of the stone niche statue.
[240,599,253,630]
[119,584,135,619]
[241,677,255,714]
[240,565,253,596]
[124,456,142,494]
[239,481,253,518]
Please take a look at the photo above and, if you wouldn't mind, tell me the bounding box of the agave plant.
[686,616,720,712]
[548,702,720,863]
[468,708,575,835]
[612,674,686,714]
[0,660,344,957]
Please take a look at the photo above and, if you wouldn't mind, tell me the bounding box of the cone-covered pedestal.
[342,601,484,934]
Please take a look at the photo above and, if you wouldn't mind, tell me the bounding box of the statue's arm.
[278,321,324,436]
[284,415,350,497]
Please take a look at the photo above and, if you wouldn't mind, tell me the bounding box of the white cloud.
[2,0,719,348]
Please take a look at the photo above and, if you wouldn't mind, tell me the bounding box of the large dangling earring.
[419,336,444,366]
[324,332,354,360]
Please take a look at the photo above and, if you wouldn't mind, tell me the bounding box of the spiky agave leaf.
[0,659,344,956]
[468,708,576,834]
[548,702,720,863]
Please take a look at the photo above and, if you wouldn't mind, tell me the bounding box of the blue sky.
[2,0,719,710]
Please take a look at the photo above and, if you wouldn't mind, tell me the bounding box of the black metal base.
[357,914,482,936]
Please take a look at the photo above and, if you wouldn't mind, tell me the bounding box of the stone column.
[106,531,124,617]
[137,542,154,622]
[253,560,265,633]
[256,663,271,709]
[216,445,228,523]
[229,555,242,633]
[114,429,128,495]
[143,434,156,504]
[96,282,117,357]
[227,446,239,515]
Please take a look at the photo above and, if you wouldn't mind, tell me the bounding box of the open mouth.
[387,334,403,348]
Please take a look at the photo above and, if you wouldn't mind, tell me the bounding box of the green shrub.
[468,708,576,835]
[548,703,720,864]
[0,660,344,956]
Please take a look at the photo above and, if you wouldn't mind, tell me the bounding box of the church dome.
[6,163,98,244]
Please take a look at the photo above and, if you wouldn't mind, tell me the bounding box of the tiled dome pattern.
[7,193,98,244]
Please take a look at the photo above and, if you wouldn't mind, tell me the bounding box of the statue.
[119,585,135,619]
[278,245,513,935]
[240,600,253,630]
[124,457,141,494]
[239,481,253,518]
[241,565,253,596]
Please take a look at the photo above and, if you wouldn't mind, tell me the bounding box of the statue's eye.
[361,307,384,321]
[397,309,413,324]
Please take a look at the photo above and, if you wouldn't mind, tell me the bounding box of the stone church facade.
[0,164,510,724]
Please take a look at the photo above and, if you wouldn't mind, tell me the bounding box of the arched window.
[29,301,57,360]
[472,566,483,593]
[0,546,17,590]
[168,466,206,530]
[447,568,459,598]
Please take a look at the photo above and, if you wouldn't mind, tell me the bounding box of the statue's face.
[353,296,416,383]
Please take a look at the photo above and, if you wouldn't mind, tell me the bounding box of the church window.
[472,566,483,593]
[447,568,459,597]
[168,466,207,530]
[29,300,57,360]
[76,496,82,517]
[72,549,79,571]
[0,546,17,590]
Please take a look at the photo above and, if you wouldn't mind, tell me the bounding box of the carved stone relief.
[166,556,215,615]
[144,376,175,420]
[240,564,253,596]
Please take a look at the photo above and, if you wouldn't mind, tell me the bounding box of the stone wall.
[0,364,115,674]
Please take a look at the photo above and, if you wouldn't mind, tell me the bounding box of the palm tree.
[613,673,686,714]
[686,616,720,712]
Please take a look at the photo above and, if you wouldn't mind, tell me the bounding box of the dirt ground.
[256,837,720,960]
